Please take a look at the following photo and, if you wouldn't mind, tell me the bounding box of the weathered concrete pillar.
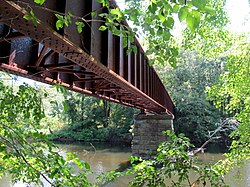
[132,113,174,159]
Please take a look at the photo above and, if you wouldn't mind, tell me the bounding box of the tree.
[130,132,228,187]
[156,54,224,144]
[44,85,135,142]
[207,33,250,171]
[1,0,249,186]
[119,0,249,185]
[0,75,94,186]
[123,0,228,66]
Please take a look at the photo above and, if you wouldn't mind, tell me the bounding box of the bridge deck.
[0,0,174,114]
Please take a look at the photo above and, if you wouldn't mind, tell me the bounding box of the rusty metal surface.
[0,0,174,114]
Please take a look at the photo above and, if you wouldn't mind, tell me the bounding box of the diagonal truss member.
[0,0,174,114]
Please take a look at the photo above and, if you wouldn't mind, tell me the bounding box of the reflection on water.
[58,143,131,177]
[0,143,249,187]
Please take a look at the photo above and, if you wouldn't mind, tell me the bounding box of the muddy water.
[0,143,249,187]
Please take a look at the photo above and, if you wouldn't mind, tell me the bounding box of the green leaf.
[163,31,171,40]
[67,11,72,17]
[128,35,134,43]
[148,59,154,66]
[148,3,157,13]
[55,14,64,21]
[30,10,35,17]
[56,20,63,30]
[23,14,32,21]
[179,0,186,5]
[146,49,154,56]
[157,27,163,35]
[52,84,68,94]
[192,0,206,10]
[34,0,46,5]
[96,0,109,7]
[131,45,138,54]
[130,14,137,21]
[98,13,107,18]
[110,8,123,19]
[64,21,69,27]
[163,17,174,29]
[178,7,188,22]
[186,10,201,32]
[85,162,90,170]
[73,158,83,169]
[186,11,199,32]
[91,11,97,17]
[173,4,180,13]
[158,11,165,23]
[99,25,107,31]
[204,6,216,15]
[122,37,128,47]
[75,21,85,33]
[170,48,179,56]
[112,28,121,36]
[130,156,139,164]
[23,11,38,26]
[163,2,172,13]
[126,47,133,55]
[133,28,138,32]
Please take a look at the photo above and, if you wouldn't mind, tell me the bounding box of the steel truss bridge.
[0,0,174,114]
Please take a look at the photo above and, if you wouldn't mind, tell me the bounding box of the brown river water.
[0,143,249,187]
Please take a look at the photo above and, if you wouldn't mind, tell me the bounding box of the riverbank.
[48,127,133,145]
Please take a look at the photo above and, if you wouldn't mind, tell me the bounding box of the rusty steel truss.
[0,0,174,114]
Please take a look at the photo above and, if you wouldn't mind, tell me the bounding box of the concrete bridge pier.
[132,113,174,159]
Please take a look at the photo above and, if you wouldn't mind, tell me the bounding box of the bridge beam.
[132,113,174,159]
[0,0,174,114]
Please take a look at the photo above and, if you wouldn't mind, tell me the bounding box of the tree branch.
[0,133,55,186]
[191,118,238,155]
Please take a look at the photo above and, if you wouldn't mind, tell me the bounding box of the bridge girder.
[0,0,174,114]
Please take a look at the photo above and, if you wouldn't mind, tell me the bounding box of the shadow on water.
[115,160,131,172]
[205,142,229,153]
[54,141,131,153]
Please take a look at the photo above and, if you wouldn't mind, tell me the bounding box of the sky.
[226,0,250,32]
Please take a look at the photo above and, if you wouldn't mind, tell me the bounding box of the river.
[0,143,249,187]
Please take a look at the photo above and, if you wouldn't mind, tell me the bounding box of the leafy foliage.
[6,0,250,186]
[123,131,228,187]
[48,90,135,143]
[55,12,72,30]
[0,79,94,186]
[207,34,250,170]
[157,56,224,144]
[180,0,229,60]
[23,10,38,26]
[123,0,224,66]
[34,0,45,6]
